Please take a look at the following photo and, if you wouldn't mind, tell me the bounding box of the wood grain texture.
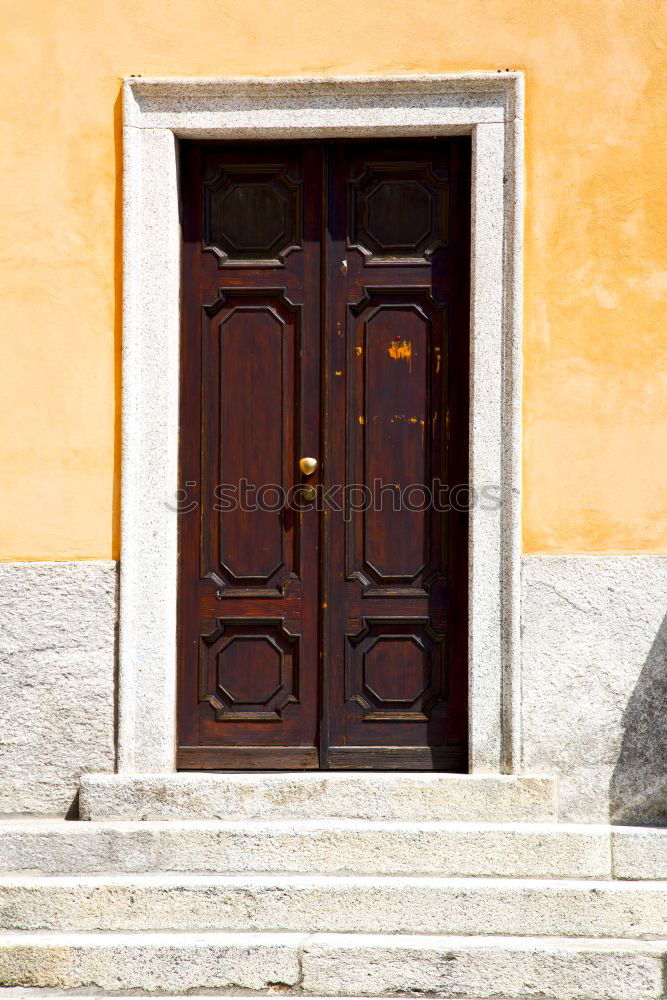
[178,140,470,770]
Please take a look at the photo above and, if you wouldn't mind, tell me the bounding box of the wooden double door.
[178,139,470,770]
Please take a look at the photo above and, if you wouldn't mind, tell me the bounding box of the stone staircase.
[0,772,666,998]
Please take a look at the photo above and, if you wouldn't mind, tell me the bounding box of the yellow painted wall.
[0,0,665,558]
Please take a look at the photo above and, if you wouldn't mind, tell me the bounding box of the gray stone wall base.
[0,562,117,815]
[1,555,665,824]
[521,555,667,824]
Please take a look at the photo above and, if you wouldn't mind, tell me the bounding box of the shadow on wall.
[610,611,667,826]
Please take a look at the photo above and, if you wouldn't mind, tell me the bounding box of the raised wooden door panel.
[177,143,322,769]
[324,141,469,770]
[346,287,447,592]
[178,139,470,771]
[348,158,449,263]
[202,287,301,594]
[203,161,303,266]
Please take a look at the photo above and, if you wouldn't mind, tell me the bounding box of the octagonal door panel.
[178,139,470,770]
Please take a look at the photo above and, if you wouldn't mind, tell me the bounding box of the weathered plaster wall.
[0,562,116,814]
[522,555,667,823]
[0,0,665,559]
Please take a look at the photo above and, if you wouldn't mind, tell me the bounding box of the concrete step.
[0,994,465,1000]
[613,826,667,879]
[0,817,612,877]
[301,934,667,998]
[1,874,667,937]
[4,991,593,1000]
[79,772,557,822]
[0,994,597,1000]
[0,994,556,1000]
[0,931,665,997]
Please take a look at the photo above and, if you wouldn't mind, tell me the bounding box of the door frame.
[117,73,524,776]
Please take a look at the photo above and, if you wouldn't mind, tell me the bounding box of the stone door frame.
[118,74,524,775]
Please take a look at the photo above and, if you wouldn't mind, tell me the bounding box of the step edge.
[0,930,666,955]
[1,873,666,889]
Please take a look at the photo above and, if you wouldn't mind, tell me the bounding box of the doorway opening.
[177,138,470,771]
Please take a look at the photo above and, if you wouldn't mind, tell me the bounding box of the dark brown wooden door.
[178,139,470,771]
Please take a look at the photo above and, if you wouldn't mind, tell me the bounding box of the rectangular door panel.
[347,287,447,593]
[202,287,301,593]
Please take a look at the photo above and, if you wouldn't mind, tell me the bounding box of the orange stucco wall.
[0,0,665,559]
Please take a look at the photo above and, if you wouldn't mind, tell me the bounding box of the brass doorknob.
[299,456,318,476]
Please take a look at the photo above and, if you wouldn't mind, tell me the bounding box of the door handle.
[299,457,318,476]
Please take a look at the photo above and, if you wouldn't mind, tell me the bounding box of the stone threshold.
[78,771,557,822]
